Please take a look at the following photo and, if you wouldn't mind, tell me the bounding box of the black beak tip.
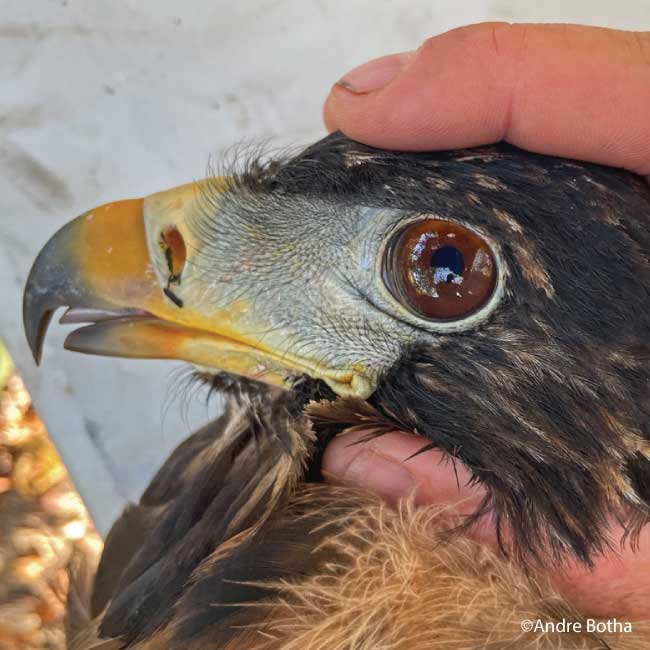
[22,289,50,367]
[22,218,83,367]
[22,251,59,367]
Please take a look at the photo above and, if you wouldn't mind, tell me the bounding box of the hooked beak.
[23,180,372,398]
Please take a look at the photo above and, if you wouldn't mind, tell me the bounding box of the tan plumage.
[69,486,650,649]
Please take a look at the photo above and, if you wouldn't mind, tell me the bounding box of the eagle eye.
[382,219,497,321]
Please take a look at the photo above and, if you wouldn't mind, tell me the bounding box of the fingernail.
[337,51,414,94]
[342,448,416,501]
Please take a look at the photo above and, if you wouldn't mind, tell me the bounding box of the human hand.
[321,22,650,620]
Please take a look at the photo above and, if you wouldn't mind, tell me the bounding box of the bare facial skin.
[321,22,650,621]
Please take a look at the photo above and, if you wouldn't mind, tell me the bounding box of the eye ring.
[382,218,498,322]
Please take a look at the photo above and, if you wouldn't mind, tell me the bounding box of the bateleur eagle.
[23,133,650,648]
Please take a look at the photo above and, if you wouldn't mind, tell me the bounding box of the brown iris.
[383,219,497,320]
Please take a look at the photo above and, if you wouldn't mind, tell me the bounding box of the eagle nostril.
[160,226,187,284]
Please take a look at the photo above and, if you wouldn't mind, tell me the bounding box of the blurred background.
[1,1,650,645]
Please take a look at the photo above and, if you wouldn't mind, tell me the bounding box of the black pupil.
[431,246,465,282]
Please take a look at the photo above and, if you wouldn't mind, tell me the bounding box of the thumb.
[321,429,485,515]
[324,22,650,175]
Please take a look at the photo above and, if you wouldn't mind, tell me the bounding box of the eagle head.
[24,132,650,573]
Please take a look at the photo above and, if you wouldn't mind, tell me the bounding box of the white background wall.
[2,0,649,534]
